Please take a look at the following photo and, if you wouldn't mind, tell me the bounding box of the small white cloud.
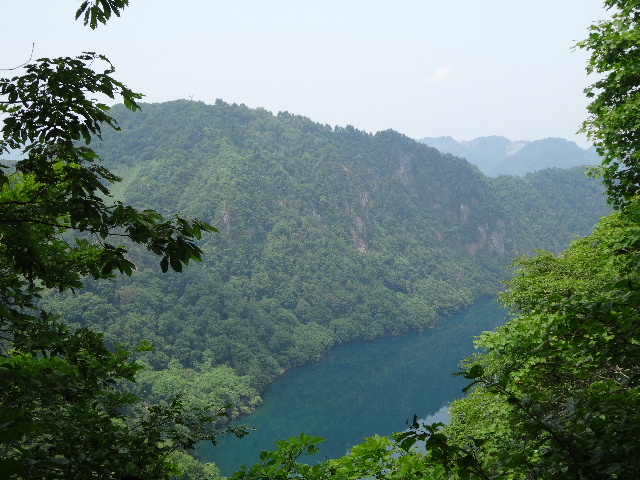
[425,66,452,83]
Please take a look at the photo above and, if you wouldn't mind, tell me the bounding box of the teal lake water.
[202,298,506,476]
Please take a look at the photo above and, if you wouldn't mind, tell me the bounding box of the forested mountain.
[419,135,601,176]
[43,99,609,417]
[4,0,636,477]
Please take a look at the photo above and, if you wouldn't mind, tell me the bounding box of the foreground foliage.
[0,2,241,478]
[580,0,640,209]
[1,0,632,477]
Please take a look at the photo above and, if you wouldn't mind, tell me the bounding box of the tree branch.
[0,43,34,71]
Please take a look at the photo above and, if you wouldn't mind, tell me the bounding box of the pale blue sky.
[5,1,608,147]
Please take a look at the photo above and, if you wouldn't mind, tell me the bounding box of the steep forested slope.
[43,100,609,411]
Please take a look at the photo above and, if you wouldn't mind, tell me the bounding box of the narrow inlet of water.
[202,298,506,476]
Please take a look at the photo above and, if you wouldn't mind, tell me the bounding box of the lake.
[202,297,507,476]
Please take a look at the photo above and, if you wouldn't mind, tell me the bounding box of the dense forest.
[3,0,638,478]
[38,99,610,420]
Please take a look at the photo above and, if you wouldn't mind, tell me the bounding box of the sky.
[5,1,609,147]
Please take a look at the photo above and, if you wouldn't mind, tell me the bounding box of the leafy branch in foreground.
[0,4,228,479]
[75,0,131,30]
[579,0,640,209]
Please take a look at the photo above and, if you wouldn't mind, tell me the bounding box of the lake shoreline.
[203,297,507,476]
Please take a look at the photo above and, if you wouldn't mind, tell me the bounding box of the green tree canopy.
[580,0,640,208]
[0,2,238,479]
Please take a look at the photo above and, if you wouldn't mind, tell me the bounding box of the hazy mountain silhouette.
[418,136,600,176]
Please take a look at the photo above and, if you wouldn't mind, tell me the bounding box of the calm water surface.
[202,298,506,476]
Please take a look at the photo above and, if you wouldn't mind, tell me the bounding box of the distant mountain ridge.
[418,135,600,177]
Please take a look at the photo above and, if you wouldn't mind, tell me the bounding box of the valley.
[42,100,610,424]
